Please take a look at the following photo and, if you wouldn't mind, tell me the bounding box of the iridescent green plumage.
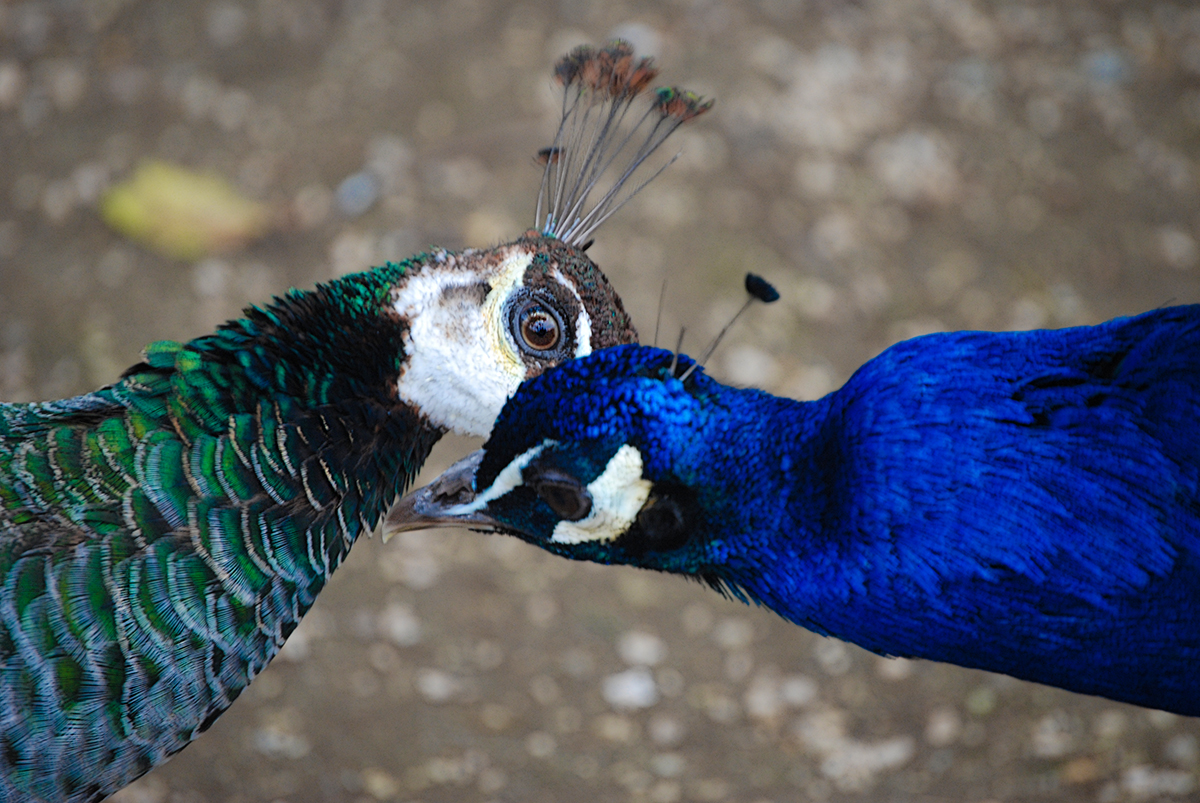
[0,261,436,801]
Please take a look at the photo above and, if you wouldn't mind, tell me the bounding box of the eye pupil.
[520,307,561,351]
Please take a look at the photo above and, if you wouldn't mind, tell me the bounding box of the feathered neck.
[132,262,417,433]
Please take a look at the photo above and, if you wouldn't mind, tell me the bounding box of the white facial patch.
[393,250,532,437]
[550,445,652,545]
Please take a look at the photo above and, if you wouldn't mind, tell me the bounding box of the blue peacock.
[0,43,710,802]
[390,302,1200,717]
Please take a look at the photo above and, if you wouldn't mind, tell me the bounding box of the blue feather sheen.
[470,306,1200,715]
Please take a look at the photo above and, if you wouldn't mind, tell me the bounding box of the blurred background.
[3,1,1200,801]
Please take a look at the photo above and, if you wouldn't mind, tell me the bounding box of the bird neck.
[695,318,1200,715]
[175,263,413,423]
[118,261,440,598]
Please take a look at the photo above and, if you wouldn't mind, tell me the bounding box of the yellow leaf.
[100,160,270,261]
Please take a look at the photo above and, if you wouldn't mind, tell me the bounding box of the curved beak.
[384,450,500,539]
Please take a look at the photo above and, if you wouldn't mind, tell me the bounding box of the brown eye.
[520,305,561,351]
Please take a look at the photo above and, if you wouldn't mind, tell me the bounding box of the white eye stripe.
[451,441,550,515]
[550,445,651,544]
[551,267,592,358]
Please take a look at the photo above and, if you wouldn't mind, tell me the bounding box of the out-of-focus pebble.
[1121,765,1195,798]
[206,1,249,48]
[0,62,25,110]
[712,617,753,651]
[1159,226,1198,270]
[618,631,667,667]
[377,602,421,647]
[603,668,660,710]
[416,669,463,703]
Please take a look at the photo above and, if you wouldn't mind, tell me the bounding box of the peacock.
[389,302,1200,717]
[0,43,710,802]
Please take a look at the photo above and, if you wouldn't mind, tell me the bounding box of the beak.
[384,449,500,540]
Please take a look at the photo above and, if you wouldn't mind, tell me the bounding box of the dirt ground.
[3,1,1200,801]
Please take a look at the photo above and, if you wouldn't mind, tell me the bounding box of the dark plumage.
[390,305,1200,717]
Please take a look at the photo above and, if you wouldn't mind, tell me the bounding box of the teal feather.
[0,261,439,802]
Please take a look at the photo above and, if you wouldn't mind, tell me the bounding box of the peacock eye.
[529,472,592,521]
[520,304,561,351]
[630,493,690,553]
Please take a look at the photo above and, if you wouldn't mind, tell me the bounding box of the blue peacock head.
[386,345,742,585]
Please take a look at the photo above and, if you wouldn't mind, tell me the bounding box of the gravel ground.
[4,1,1200,802]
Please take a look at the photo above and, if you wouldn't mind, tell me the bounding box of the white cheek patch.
[393,251,532,437]
[551,445,652,545]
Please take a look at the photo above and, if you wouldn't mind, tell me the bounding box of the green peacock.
[0,43,710,802]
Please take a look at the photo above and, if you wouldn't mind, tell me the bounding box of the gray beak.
[384,449,499,539]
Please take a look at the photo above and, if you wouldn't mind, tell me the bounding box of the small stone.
[876,656,913,681]
[780,675,818,707]
[192,258,231,298]
[416,668,461,703]
[810,211,859,260]
[712,617,753,650]
[965,685,997,716]
[1159,226,1198,270]
[529,674,560,706]
[525,731,557,758]
[618,631,667,667]
[335,171,380,218]
[1082,48,1133,86]
[1122,765,1195,798]
[721,346,780,388]
[744,673,783,721]
[360,767,399,800]
[603,668,659,709]
[480,703,514,731]
[252,726,311,760]
[1009,297,1048,331]
[1166,734,1200,768]
[608,22,662,59]
[594,713,639,742]
[869,129,960,206]
[0,62,26,110]
[377,602,421,647]
[525,593,558,626]
[207,1,249,48]
[813,639,851,676]
[925,707,961,746]
[681,603,714,636]
[648,714,685,746]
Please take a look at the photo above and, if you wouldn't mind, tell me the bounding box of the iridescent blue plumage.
[393,305,1200,716]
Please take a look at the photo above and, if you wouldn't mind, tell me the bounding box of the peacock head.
[386,345,735,580]
[387,41,711,437]
[388,233,635,436]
